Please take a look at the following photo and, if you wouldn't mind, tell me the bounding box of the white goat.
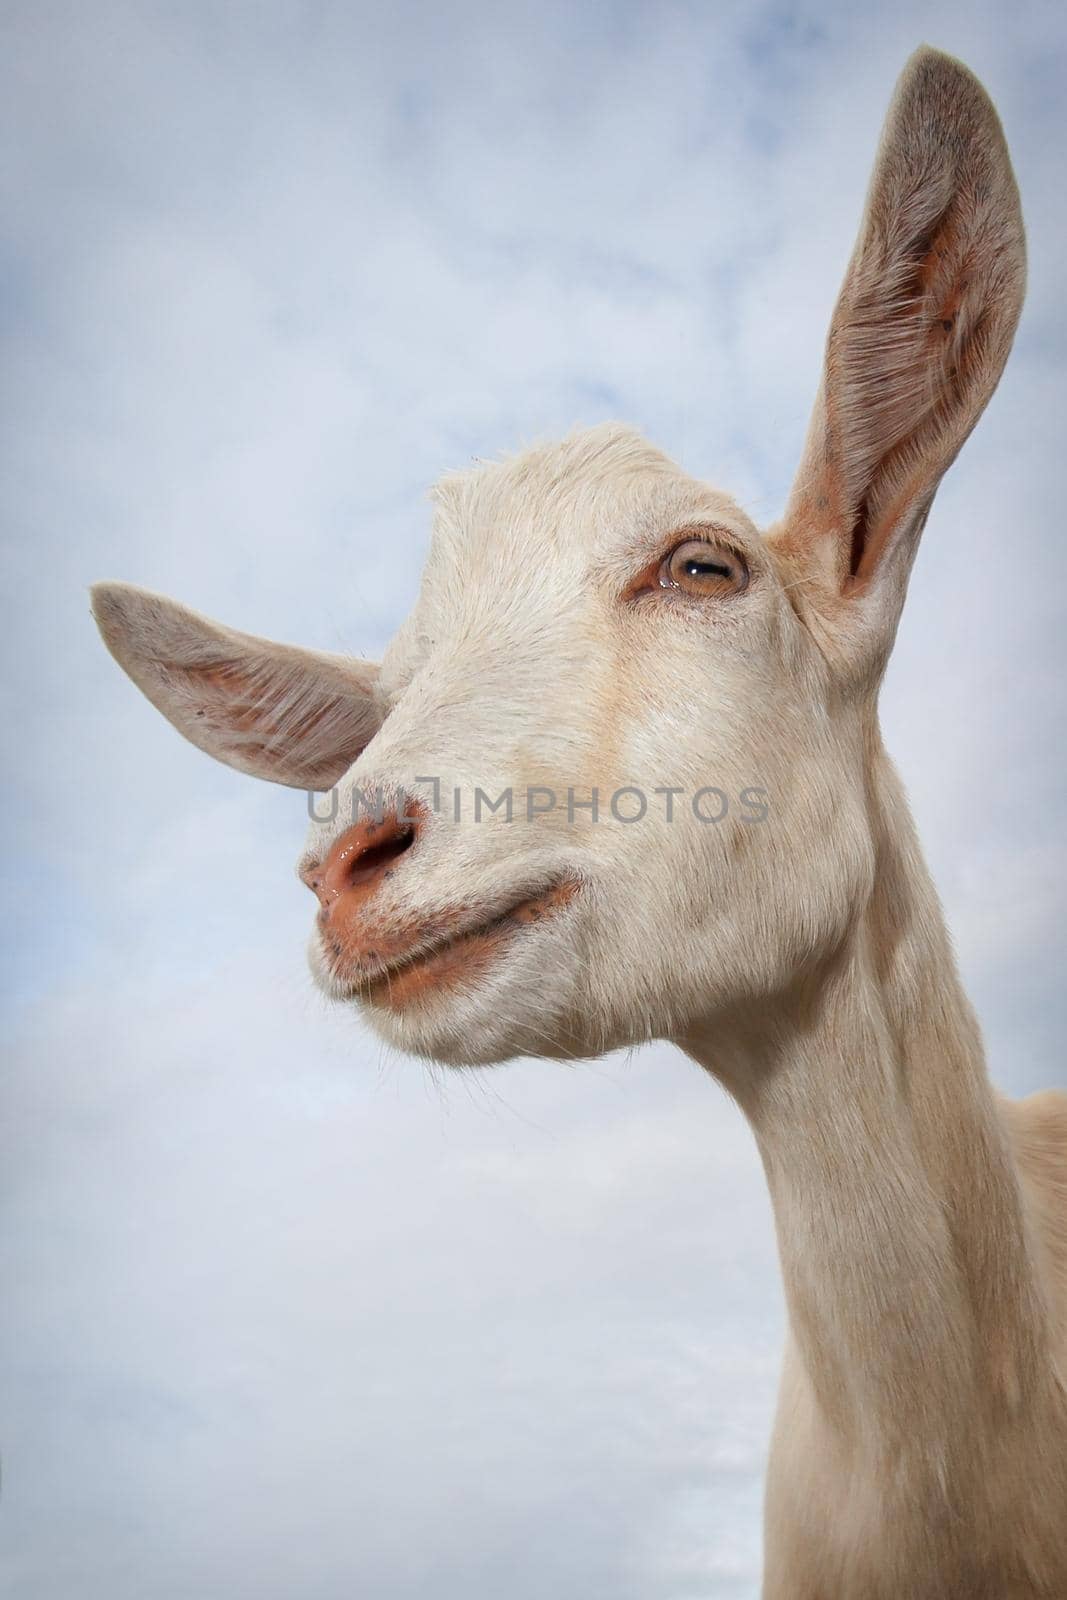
[93,48,1067,1599]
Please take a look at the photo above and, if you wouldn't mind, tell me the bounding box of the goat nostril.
[345,828,414,887]
[307,814,419,907]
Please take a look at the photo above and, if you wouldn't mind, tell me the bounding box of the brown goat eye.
[660,539,749,598]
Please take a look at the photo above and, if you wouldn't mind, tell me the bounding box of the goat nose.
[301,811,417,912]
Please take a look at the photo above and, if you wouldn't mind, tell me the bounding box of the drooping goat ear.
[771,47,1025,666]
[91,583,382,791]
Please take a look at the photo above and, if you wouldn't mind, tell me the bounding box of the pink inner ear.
[163,653,379,791]
[92,583,382,791]
[774,44,1025,623]
[840,202,985,590]
[848,496,872,582]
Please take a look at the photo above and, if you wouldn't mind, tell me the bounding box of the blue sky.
[2,3,1065,1596]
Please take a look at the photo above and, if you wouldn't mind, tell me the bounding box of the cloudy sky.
[2,2,1065,1596]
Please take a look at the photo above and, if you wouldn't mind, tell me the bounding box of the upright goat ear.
[92,583,382,791]
[771,47,1025,666]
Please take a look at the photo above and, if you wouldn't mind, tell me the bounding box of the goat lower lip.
[349,879,579,1008]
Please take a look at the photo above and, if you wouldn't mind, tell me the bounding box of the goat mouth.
[348,878,580,1011]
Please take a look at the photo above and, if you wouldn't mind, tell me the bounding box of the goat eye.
[660,539,749,598]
